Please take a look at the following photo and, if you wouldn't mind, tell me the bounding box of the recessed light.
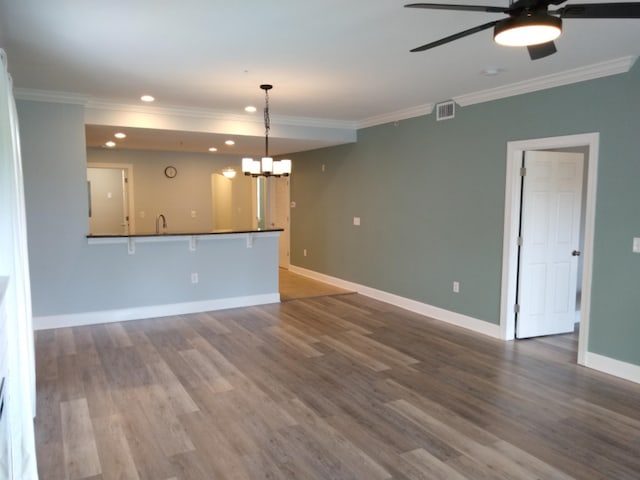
[140,94,155,102]
[104,141,116,148]
[225,140,235,146]
[481,67,503,77]
[245,106,257,113]
[208,147,218,152]
[114,132,126,139]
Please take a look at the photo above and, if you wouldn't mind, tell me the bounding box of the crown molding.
[86,98,359,130]
[453,55,637,107]
[13,87,90,105]
[14,89,358,131]
[358,103,435,129]
[13,55,637,132]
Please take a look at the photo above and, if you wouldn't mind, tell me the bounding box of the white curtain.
[0,48,39,480]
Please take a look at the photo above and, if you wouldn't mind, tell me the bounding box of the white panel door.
[516,151,584,338]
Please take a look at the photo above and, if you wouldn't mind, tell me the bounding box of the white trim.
[289,265,502,339]
[33,293,281,331]
[499,132,599,367]
[14,88,358,131]
[358,103,435,129]
[584,352,640,385]
[13,87,89,105]
[454,56,636,107]
[14,57,637,133]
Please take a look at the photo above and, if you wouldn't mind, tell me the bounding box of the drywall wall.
[19,100,278,319]
[290,63,640,366]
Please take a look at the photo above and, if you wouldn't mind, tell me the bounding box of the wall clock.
[164,166,177,178]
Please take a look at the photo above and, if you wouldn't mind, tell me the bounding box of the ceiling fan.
[406,1,640,60]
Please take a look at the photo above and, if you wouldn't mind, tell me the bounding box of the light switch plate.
[353,217,360,226]
[633,237,640,253]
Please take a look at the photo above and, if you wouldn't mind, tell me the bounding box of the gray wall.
[290,64,640,366]
[19,100,278,317]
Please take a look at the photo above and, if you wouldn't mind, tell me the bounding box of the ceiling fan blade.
[405,3,509,13]
[556,2,640,18]
[410,20,499,52]
[527,41,557,60]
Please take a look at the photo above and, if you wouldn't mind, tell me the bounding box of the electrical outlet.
[139,211,145,218]
[634,237,640,253]
[303,249,307,257]
[353,217,361,226]
[191,210,197,218]
[453,281,460,293]
[191,273,199,284]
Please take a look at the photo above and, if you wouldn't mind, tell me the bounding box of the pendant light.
[242,84,292,177]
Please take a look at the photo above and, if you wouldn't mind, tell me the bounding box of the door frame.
[268,176,291,268]
[87,162,136,234]
[499,132,599,366]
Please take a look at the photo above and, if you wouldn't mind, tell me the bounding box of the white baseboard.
[288,265,502,339]
[584,352,640,384]
[33,293,280,330]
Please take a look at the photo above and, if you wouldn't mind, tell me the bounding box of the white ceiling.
[1,0,639,154]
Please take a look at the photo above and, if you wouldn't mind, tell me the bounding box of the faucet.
[155,214,167,234]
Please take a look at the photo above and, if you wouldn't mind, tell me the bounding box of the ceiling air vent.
[436,100,455,121]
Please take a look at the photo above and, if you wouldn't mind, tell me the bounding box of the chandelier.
[242,84,292,177]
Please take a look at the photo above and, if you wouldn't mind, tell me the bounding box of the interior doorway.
[87,164,134,235]
[268,176,291,268]
[500,133,600,366]
[515,150,584,339]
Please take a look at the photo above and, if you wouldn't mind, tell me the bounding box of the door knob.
[572,250,581,256]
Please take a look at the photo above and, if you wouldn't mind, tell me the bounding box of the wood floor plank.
[319,334,391,371]
[35,293,640,480]
[92,414,141,480]
[400,448,468,480]
[110,387,179,480]
[34,379,66,480]
[133,383,195,457]
[145,360,200,415]
[79,357,118,420]
[340,329,419,367]
[178,409,252,479]
[264,324,324,358]
[285,397,392,480]
[60,398,102,479]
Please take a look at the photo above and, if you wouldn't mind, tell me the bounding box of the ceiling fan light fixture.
[494,14,562,47]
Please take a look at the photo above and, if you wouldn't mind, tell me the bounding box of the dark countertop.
[87,228,283,239]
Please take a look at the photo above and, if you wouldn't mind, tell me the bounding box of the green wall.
[291,63,640,366]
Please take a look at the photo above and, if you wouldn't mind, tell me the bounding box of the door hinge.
[514,304,520,313]
[517,236,523,246]
[124,177,129,183]
[520,167,527,177]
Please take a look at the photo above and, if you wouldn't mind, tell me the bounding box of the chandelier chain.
[264,89,270,157]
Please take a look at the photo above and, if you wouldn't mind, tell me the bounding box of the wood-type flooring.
[278,268,353,301]
[34,294,640,479]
